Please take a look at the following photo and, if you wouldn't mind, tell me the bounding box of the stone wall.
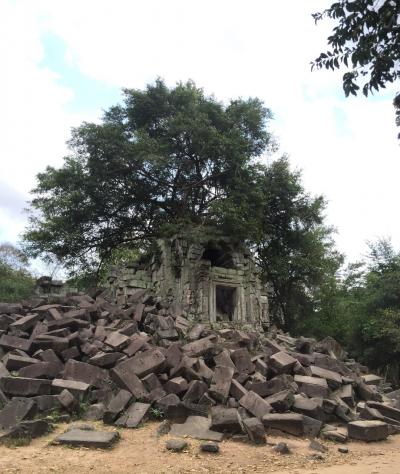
[107,234,269,330]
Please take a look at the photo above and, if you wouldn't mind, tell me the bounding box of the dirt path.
[1,421,400,474]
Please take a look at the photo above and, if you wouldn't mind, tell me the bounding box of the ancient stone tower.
[108,231,269,330]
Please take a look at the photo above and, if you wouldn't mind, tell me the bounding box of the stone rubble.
[0,293,397,446]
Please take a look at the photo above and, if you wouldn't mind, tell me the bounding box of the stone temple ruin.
[108,233,269,330]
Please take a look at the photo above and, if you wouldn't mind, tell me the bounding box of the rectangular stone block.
[0,377,51,396]
[269,351,297,374]
[110,363,148,399]
[51,379,90,399]
[0,334,31,352]
[239,391,271,419]
[294,375,330,398]
[348,420,388,441]
[209,366,234,403]
[115,402,150,428]
[103,389,132,424]
[262,413,304,436]
[310,365,342,389]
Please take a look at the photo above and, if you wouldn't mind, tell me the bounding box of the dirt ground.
[1,421,400,474]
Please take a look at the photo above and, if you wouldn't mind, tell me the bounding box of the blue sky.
[1,0,399,274]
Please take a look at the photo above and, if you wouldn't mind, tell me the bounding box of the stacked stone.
[0,295,398,444]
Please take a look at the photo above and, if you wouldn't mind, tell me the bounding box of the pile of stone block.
[0,292,398,445]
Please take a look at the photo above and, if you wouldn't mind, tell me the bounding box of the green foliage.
[312,0,400,136]
[23,79,272,273]
[252,157,343,330]
[0,243,35,302]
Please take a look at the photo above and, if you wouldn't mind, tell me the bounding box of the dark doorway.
[216,285,236,321]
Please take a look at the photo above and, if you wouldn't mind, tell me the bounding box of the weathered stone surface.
[164,376,188,395]
[293,396,324,421]
[294,375,330,398]
[183,380,208,403]
[88,351,123,368]
[247,374,294,398]
[310,365,342,389]
[51,379,90,398]
[214,350,236,370]
[57,389,77,410]
[274,441,290,454]
[105,331,130,351]
[170,415,224,441]
[187,323,205,342]
[265,390,294,412]
[54,429,119,448]
[154,393,183,419]
[103,389,132,424]
[209,366,234,403]
[243,417,266,444]
[63,359,107,387]
[32,395,61,412]
[367,401,400,422]
[334,384,355,408]
[210,406,242,433]
[321,429,348,443]
[19,361,60,379]
[10,313,40,331]
[239,391,271,420]
[5,354,39,371]
[118,349,166,378]
[115,402,150,428]
[0,397,36,430]
[362,374,383,385]
[110,361,148,399]
[200,441,220,453]
[302,414,323,438]
[166,439,188,452]
[269,351,297,374]
[230,379,248,401]
[83,403,105,421]
[0,377,51,396]
[347,420,388,441]
[231,348,254,374]
[182,336,216,357]
[0,334,31,352]
[262,413,304,436]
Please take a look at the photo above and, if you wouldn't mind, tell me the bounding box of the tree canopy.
[23,79,272,271]
[312,0,400,134]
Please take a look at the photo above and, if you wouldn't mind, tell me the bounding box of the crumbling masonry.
[108,234,269,329]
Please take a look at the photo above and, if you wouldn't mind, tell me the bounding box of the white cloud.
[1,0,399,264]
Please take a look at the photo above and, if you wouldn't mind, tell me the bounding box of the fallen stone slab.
[0,377,51,397]
[169,415,224,442]
[0,397,36,430]
[89,351,123,368]
[51,379,90,399]
[210,406,242,434]
[294,375,330,398]
[269,351,297,374]
[105,331,130,351]
[110,362,148,399]
[0,334,31,353]
[209,366,234,403]
[182,336,216,357]
[63,359,107,387]
[347,420,388,441]
[118,349,166,378]
[10,313,40,331]
[242,417,266,445]
[262,413,304,436]
[310,365,342,389]
[362,374,383,385]
[231,348,254,374]
[367,401,400,422]
[239,391,271,420]
[54,428,119,448]
[19,362,60,379]
[5,355,40,371]
[115,402,150,428]
[103,390,133,424]
[183,380,208,403]
[265,389,294,413]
